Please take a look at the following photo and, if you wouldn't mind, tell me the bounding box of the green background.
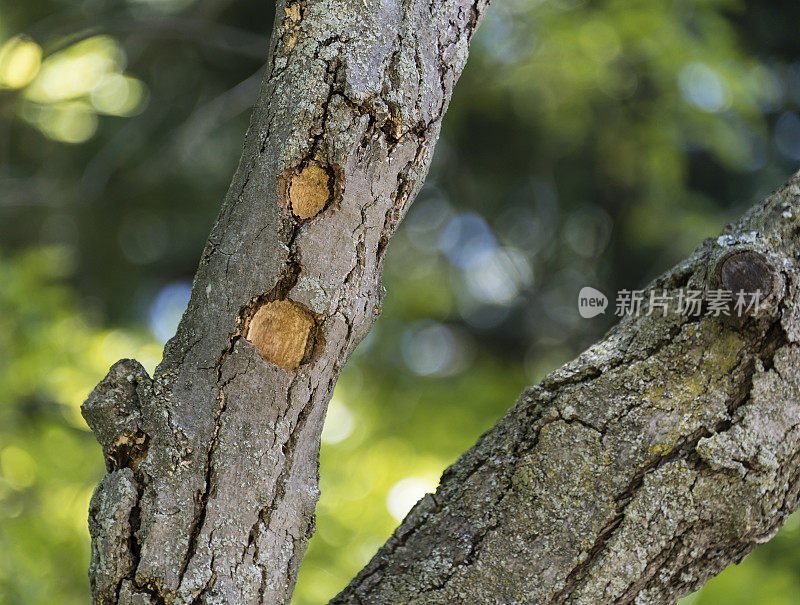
[1,0,800,602]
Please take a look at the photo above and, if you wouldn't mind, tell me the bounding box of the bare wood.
[246,300,317,370]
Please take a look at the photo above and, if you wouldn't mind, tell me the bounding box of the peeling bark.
[83,0,488,602]
[333,177,800,604]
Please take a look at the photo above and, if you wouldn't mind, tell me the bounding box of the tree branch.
[82,0,488,602]
[84,0,800,601]
[333,175,800,604]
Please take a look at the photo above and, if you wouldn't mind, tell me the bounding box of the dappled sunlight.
[0,36,42,89]
[0,249,162,602]
[0,34,149,144]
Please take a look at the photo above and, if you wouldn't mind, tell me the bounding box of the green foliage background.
[2,0,800,602]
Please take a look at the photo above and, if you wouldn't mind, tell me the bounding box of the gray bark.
[81,0,800,602]
[81,0,487,602]
[332,179,800,604]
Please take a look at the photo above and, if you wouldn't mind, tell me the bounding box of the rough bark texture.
[83,0,800,601]
[82,0,488,602]
[332,176,800,604]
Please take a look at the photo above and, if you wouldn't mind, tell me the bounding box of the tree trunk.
[332,179,800,604]
[81,0,488,602]
[81,0,800,602]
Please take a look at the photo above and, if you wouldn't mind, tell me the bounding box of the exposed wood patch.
[287,164,332,219]
[246,299,318,369]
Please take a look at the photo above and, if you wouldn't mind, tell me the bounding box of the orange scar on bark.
[288,164,331,219]
[246,300,317,370]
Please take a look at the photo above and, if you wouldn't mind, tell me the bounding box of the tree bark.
[82,0,800,602]
[332,177,800,604]
[82,0,488,602]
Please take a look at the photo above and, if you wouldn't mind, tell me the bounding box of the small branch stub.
[715,249,784,312]
[246,299,318,370]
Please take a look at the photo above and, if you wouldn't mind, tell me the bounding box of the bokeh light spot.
[679,62,731,113]
[149,281,192,343]
[92,74,146,116]
[439,213,496,269]
[321,398,355,445]
[402,322,473,376]
[0,35,42,89]
[386,477,437,522]
[464,246,532,304]
[33,103,98,144]
[0,446,37,490]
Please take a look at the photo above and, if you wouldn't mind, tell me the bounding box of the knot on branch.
[82,359,153,472]
[712,248,785,315]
